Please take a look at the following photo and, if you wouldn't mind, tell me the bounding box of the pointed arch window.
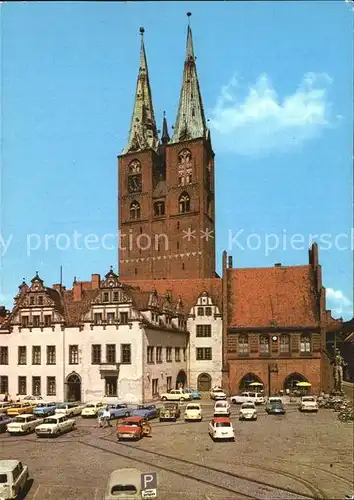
[179,192,190,213]
[238,334,249,354]
[300,334,311,353]
[130,201,140,220]
[280,334,290,353]
[178,149,192,186]
[260,335,269,353]
[154,201,165,217]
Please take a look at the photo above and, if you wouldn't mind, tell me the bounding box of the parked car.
[35,415,76,437]
[0,414,12,433]
[104,469,143,500]
[184,403,203,422]
[116,416,151,441]
[131,404,159,420]
[7,414,44,435]
[239,402,257,421]
[299,396,319,412]
[183,388,201,400]
[160,389,192,402]
[103,404,132,420]
[266,401,286,415]
[209,417,235,441]
[0,403,11,415]
[6,402,34,417]
[214,400,231,416]
[20,395,44,405]
[159,403,180,421]
[231,392,265,405]
[33,402,57,418]
[81,402,105,418]
[267,397,283,405]
[0,460,29,500]
[210,388,227,400]
[55,402,86,417]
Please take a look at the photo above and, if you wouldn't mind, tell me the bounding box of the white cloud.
[326,288,353,319]
[209,72,340,157]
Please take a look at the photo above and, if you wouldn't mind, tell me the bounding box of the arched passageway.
[238,373,264,392]
[176,370,187,389]
[66,373,82,402]
[283,373,310,394]
[197,373,212,392]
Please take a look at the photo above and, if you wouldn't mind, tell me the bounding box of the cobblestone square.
[0,401,352,499]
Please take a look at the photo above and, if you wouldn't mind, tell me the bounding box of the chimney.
[275,263,281,267]
[228,256,233,269]
[309,242,319,269]
[73,282,83,301]
[91,274,101,289]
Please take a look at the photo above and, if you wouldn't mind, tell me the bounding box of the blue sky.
[1,1,353,319]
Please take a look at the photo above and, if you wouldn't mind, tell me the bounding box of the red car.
[116,416,151,441]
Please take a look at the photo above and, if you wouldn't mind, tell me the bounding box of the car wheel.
[161,397,167,401]
[180,398,185,402]
[125,412,130,417]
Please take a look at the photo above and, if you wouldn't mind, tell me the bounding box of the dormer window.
[21,316,29,328]
[44,315,51,327]
[94,313,102,325]
[197,307,204,316]
[103,292,109,303]
[38,296,43,305]
[32,316,40,327]
[205,307,212,316]
[120,312,128,324]
[30,296,35,305]
[113,292,119,301]
[107,312,115,324]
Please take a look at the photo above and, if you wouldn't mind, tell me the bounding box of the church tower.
[118,18,216,280]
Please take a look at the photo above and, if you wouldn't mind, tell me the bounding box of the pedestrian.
[102,407,111,427]
[97,410,104,428]
[3,393,8,403]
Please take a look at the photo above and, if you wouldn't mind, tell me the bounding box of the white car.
[210,388,227,400]
[81,402,105,417]
[55,402,86,417]
[299,396,318,412]
[239,402,257,421]
[184,403,202,421]
[7,414,43,435]
[20,395,44,405]
[214,400,230,416]
[160,389,192,402]
[0,460,29,500]
[35,415,76,437]
[209,417,235,441]
[231,392,265,405]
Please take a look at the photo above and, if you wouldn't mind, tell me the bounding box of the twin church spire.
[123,15,208,154]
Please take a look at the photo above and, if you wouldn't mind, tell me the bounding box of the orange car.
[7,402,34,417]
[116,416,151,441]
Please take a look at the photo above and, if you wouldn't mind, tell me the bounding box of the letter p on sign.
[141,472,157,498]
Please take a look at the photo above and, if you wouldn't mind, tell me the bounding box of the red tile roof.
[227,266,318,328]
[123,279,222,313]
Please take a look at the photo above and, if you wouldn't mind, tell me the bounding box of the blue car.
[0,413,12,433]
[33,402,57,417]
[183,388,201,400]
[104,404,132,420]
[131,404,159,420]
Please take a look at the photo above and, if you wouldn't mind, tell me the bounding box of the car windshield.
[13,416,26,423]
[214,390,224,393]
[215,422,231,427]
[43,418,57,424]
[242,404,255,409]
[35,403,46,407]
[164,404,176,409]
[56,404,67,409]
[216,402,227,406]
[86,404,96,408]
[123,422,139,427]
[187,405,200,410]
[303,397,315,402]
[271,402,283,407]
[0,474,7,483]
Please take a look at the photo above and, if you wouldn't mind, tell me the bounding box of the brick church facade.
[0,20,342,400]
[117,21,341,395]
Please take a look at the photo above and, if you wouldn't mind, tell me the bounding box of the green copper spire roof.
[122,28,159,154]
[170,15,208,144]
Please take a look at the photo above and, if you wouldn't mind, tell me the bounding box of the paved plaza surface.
[0,401,352,499]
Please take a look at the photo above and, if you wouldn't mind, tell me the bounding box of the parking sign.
[141,472,157,499]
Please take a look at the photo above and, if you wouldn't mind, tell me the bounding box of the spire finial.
[187,12,191,25]
[110,265,113,271]
[139,26,145,36]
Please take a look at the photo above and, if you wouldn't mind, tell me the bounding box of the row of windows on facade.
[147,346,186,363]
[19,311,130,328]
[236,335,312,354]
[151,376,174,396]
[0,344,132,366]
[0,375,55,397]
[130,193,191,220]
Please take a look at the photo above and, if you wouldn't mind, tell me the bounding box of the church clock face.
[128,174,142,193]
